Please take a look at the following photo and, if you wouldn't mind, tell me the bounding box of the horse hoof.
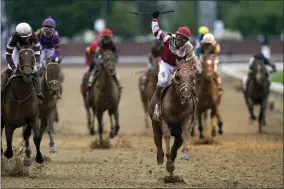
[49,146,56,153]
[36,153,44,164]
[218,129,223,135]
[4,150,13,159]
[211,129,217,137]
[23,156,32,167]
[199,134,204,139]
[166,163,175,173]
[190,130,195,137]
[181,152,189,160]
[90,129,95,136]
[109,132,115,139]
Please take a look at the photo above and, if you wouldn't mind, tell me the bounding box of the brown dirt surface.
[1,66,283,188]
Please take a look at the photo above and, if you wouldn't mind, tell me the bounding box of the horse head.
[172,59,196,104]
[250,59,267,85]
[17,42,36,82]
[43,56,63,96]
[99,50,117,76]
[202,54,215,78]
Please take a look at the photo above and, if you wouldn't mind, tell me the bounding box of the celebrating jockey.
[88,28,122,90]
[195,33,222,88]
[35,16,60,66]
[242,52,277,90]
[151,11,197,121]
[147,39,163,72]
[194,26,209,53]
[1,22,43,101]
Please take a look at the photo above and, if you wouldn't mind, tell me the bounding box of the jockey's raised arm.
[151,19,170,43]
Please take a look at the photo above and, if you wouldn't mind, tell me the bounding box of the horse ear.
[57,56,63,64]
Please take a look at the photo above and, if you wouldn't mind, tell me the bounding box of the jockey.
[194,26,209,53]
[195,33,222,87]
[91,28,122,90]
[242,52,277,90]
[35,16,60,66]
[1,22,43,101]
[147,39,163,71]
[151,11,197,121]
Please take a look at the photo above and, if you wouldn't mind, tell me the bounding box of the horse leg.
[23,124,32,166]
[113,110,120,137]
[198,112,204,139]
[4,125,15,159]
[161,121,174,175]
[108,111,115,138]
[48,112,56,153]
[152,120,164,165]
[258,97,268,133]
[1,120,4,155]
[87,107,95,135]
[210,109,217,137]
[96,111,104,142]
[215,106,223,135]
[247,98,256,123]
[32,118,44,164]
[170,135,183,162]
[54,105,59,123]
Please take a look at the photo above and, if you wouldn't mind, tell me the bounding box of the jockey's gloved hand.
[152,11,159,19]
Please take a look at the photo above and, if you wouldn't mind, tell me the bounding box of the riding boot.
[153,86,164,121]
[1,69,13,93]
[33,72,44,103]
[113,75,123,91]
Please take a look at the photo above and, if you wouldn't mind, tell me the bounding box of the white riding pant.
[8,48,38,72]
[40,47,54,68]
[157,60,176,87]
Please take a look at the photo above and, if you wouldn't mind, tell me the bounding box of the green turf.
[271,71,283,83]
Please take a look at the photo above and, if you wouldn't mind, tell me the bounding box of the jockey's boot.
[153,86,163,121]
[113,75,123,91]
[33,72,44,103]
[1,69,13,92]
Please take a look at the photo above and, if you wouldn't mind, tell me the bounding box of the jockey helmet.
[101,28,113,37]
[16,22,32,38]
[42,16,56,28]
[176,27,191,39]
[201,33,216,45]
[198,26,209,35]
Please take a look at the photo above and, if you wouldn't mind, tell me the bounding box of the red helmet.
[176,27,191,39]
[90,41,99,52]
[100,28,113,37]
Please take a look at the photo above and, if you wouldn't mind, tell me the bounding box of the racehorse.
[38,57,62,152]
[1,45,44,164]
[149,59,197,176]
[87,50,121,141]
[138,57,160,128]
[192,55,223,139]
[243,59,270,133]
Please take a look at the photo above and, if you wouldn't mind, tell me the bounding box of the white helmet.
[201,33,216,44]
[16,22,32,37]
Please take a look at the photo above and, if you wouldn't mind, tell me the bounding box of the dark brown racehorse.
[1,45,44,164]
[138,57,160,128]
[149,59,197,176]
[87,50,121,141]
[192,55,223,139]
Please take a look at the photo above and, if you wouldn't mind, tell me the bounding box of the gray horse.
[243,60,271,133]
[39,57,63,152]
[1,47,44,164]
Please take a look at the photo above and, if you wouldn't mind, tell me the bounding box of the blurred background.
[1,0,283,63]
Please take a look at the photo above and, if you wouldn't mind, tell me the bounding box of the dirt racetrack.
[1,65,283,188]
